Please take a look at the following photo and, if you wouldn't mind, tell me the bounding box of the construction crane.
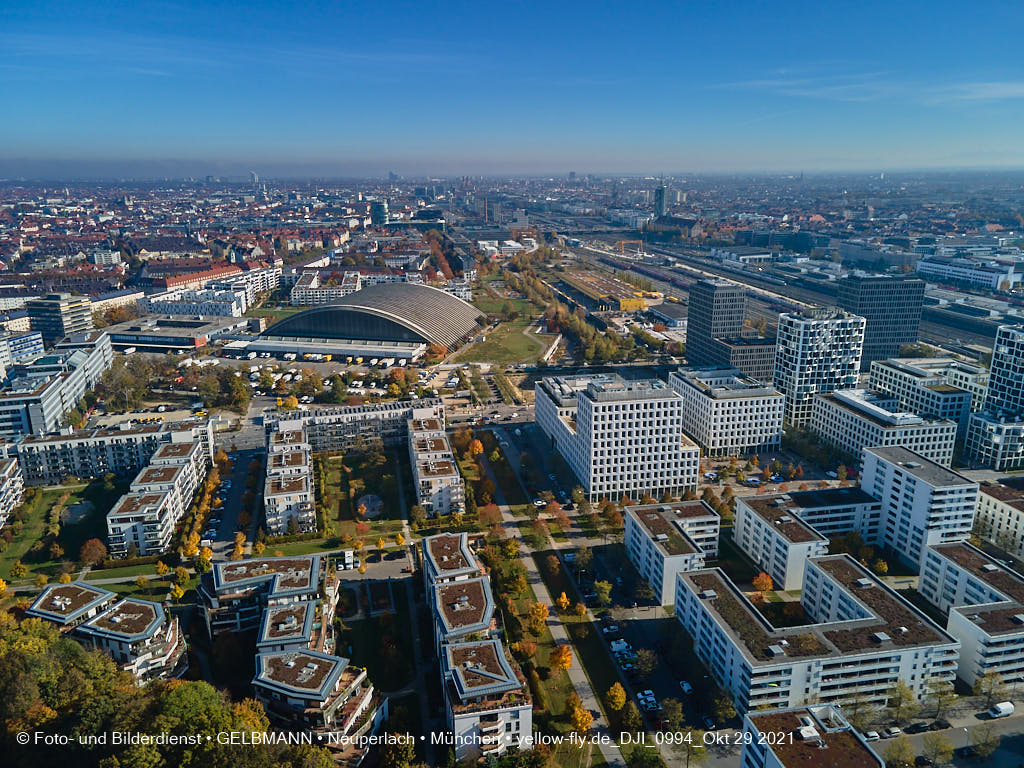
[614,239,643,254]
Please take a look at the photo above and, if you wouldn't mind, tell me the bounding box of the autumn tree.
[79,538,108,566]
[527,602,549,635]
[594,580,613,607]
[605,683,627,711]
[921,732,953,766]
[883,736,913,768]
[556,592,571,611]
[887,679,919,723]
[635,649,658,679]
[973,670,1007,707]
[752,571,773,594]
[550,644,572,672]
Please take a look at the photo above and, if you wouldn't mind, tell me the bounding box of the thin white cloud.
[924,81,1024,103]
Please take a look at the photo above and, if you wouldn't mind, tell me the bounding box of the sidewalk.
[483,456,626,768]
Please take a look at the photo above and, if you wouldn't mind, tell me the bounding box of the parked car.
[905,722,930,734]
[679,681,693,695]
[882,727,902,738]
[702,716,716,730]
[930,718,951,730]
[770,474,786,483]
[863,731,880,742]
[989,701,1014,718]
[915,756,935,767]
[953,746,977,759]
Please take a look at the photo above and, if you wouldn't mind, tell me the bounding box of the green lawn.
[86,563,163,581]
[454,319,546,365]
[244,305,305,324]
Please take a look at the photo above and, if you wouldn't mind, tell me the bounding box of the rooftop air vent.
[1013,614,1024,625]
[797,725,820,741]
[981,564,999,572]
[872,631,892,643]
[855,578,873,588]
[766,644,787,657]
[700,589,717,599]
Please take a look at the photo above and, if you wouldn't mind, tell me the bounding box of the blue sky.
[3,0,1024,176]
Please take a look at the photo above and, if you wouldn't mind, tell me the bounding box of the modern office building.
[740,705,884,768]
[675,555,959,713]
[0,330,44,368]
[860,446,978,569]
[27,292,94,346]
[836,274,925,367]
[624,501,720,605]
[139,288,247,317]
[668,367,784,457]
[535,373,700,502]
[809,389,958,467]
[967,325,1024,470]
[685,279,746,367]
[773,307,865,427]
[869,357,980,432]
[733,496,829,591]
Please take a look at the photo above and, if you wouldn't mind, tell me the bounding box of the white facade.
[810,389,958,467]
[139,288,246,317]
[860,446,978,569]
[535,374,699,502]
[773,308,865,426]
[624,501,720,605]
[675,555,959,713]
[916,256,1021,290]
[408,420,464,518]
[668,367,784,457]
[289,271,363,305]
[975,483,1024,558]
[919,542,1024,688]
[266,399,444,453]
[734,496,829,591]
[741,705,884,768]
[869,357,979,434]
[0,457,25,530]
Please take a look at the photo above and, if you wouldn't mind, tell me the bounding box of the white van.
[989,701,1014,718]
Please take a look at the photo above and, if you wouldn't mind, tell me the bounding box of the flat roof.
[152,441,200,459]
[266,476,309,495]
[26,583,115,625]
[109,492,168,518]
[435,577,494,634]
[625,501,718,556]
[213,555,319,595]
[133,464,183,485]
[864,446,974,487]
[424,533,481,580]
[741,496,827,544]
[253,649,350,698]
[748,708,882,768]
[419,459,458,478]
[258,601,315,645]
[79,598,162,640]
[681,555,953,663]
[444,639,525,703]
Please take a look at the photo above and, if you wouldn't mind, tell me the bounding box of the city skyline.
[4,1,1024,176]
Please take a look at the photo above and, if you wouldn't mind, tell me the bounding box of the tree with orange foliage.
[752,571,773,594]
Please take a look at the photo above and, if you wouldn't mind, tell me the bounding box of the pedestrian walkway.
[483,456,626,768]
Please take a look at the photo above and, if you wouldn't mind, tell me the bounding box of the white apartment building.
[409,419,464,518]
[773,307,865,427]
[624,501,720,605]
[105,437,208,557]
[860,446,978,569]
[422,533,531,761]
[75,598,188,681]
[14,419,214,485]
[0,457,25,530]
[919,542,1024,688]
[668,367,784,458]
[869,357,982,428]
[675,555,959,713]
[966,413,1024,471]
[734,496,829,591]
[207,265,281,307]
[810,389,958,467]
[264,474,315,535]
[535,374,699,502]
[289,271,362,305]
[741,705,884,768]
[974,482,1024,558]
[139,288,246,317]
[441,639,532,760]
[106,491,175,556]
[0,330,44,367]
[27,585,187,682]
[267,399,444,453]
